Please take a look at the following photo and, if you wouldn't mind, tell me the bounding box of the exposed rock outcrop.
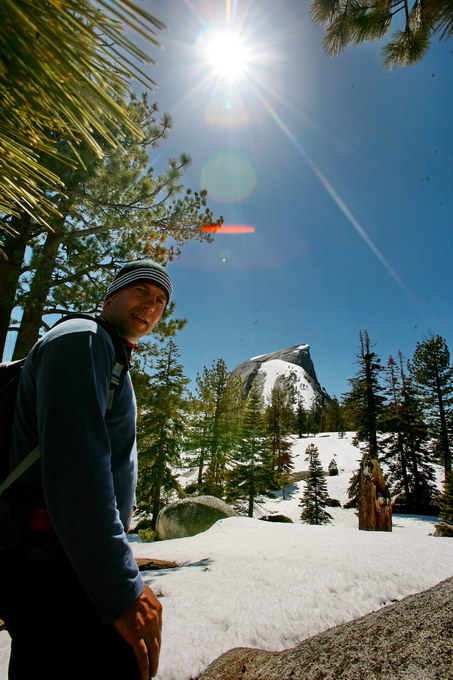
[198,577,453,680]
[231,345,329,409]
[156,496,236,540]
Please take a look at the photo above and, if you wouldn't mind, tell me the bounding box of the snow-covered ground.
[1,433,451,680]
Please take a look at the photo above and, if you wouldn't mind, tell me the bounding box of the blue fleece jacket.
[10,317,144,624]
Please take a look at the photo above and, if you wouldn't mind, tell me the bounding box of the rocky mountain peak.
[231,344,329,409]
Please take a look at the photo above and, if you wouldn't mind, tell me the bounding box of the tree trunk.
[248,489,254,517]
[151,465,164,531]
[12,227,62,359]
[435,377,451,475]
[151,428,166,530]
[197,448,205,486]
[364,352,379,459]
[358,457,392,531]
[0,214,32,359]
[248,462,255,517]
[406,432,424,508]
[397,429,411,505]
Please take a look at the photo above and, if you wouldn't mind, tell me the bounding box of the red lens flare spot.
[202,225,255,234]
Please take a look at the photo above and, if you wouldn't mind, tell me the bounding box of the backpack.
[0,313,129,498]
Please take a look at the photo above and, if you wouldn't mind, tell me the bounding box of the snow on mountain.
[258,359,317,407]
[231,343,329,408]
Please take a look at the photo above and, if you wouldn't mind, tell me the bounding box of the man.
[0,259,171,680]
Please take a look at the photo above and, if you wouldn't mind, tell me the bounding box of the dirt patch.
[135,558,179,571]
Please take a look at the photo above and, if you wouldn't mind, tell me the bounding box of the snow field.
[1,433,451,680]
[130,517,452,680]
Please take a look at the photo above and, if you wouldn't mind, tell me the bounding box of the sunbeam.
[249,84,414,299]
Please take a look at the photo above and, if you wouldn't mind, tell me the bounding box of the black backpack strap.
[0,358,27,483]
[93,318,129,409]
[52,314,129,408]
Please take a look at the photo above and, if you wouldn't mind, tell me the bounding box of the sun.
[203,30,250,80]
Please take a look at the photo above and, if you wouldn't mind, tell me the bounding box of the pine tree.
[184,389,213,488]
[380,353,437,512]
[340,391,361,432]
[186,359,241,496]
[438,472,453,536]
[321,396,345,433]
[310,0,453,70]
[135,339,189,528]
[343,330,392,530]
[346,330,385,458]
[411,334,453,477]
[344,467,361,509]
[0,1,164,229]
[328,458,339,476]
[306,398,323,436]
[1,94,221,360]
[295,398,307,438]
[299,443,332,525]
[380,355,412,501]
[264,385,294,488]
[225,386,273,516]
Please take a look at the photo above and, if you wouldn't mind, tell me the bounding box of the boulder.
[197,577,453,680]
[156,496,236,540]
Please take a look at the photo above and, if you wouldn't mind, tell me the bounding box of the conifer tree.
[321,396,345,433]
[344,467,361,509]
[343,331,392,530]
[295,398,307,438]
[135,339,189,528]
[1,94,221,359]
[380,355,412,501]
[438,472,453,536]
[264,385,294,488]
[185,387,213,487]
[380,353,437,512]
[399,355,438,510]
[345,330,384,458]
[328,458,339,476]
[340,392,360,432]
[310,0,453,70]
[225,385,272,516]
[411,334,453,476]
[0,0,164,229]
[186,359,241,496]
[306,398,323,436]
[299,443,332,525]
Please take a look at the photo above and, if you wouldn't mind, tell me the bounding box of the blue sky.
[140,0,452,399]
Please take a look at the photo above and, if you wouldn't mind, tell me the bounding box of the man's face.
[103,282,167,342]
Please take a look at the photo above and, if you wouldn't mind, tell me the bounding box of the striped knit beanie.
[104,259,173,303]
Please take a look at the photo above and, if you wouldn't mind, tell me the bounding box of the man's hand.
[113,584,163,680]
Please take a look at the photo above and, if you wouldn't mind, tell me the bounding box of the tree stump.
[358,458,392,531]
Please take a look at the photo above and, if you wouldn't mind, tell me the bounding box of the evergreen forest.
[129,329,452,535]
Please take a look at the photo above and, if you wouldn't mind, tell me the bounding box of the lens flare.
[205,96,249,127]
[201,153,257,202]
[202,225,255,233]
[250,83,411,298]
